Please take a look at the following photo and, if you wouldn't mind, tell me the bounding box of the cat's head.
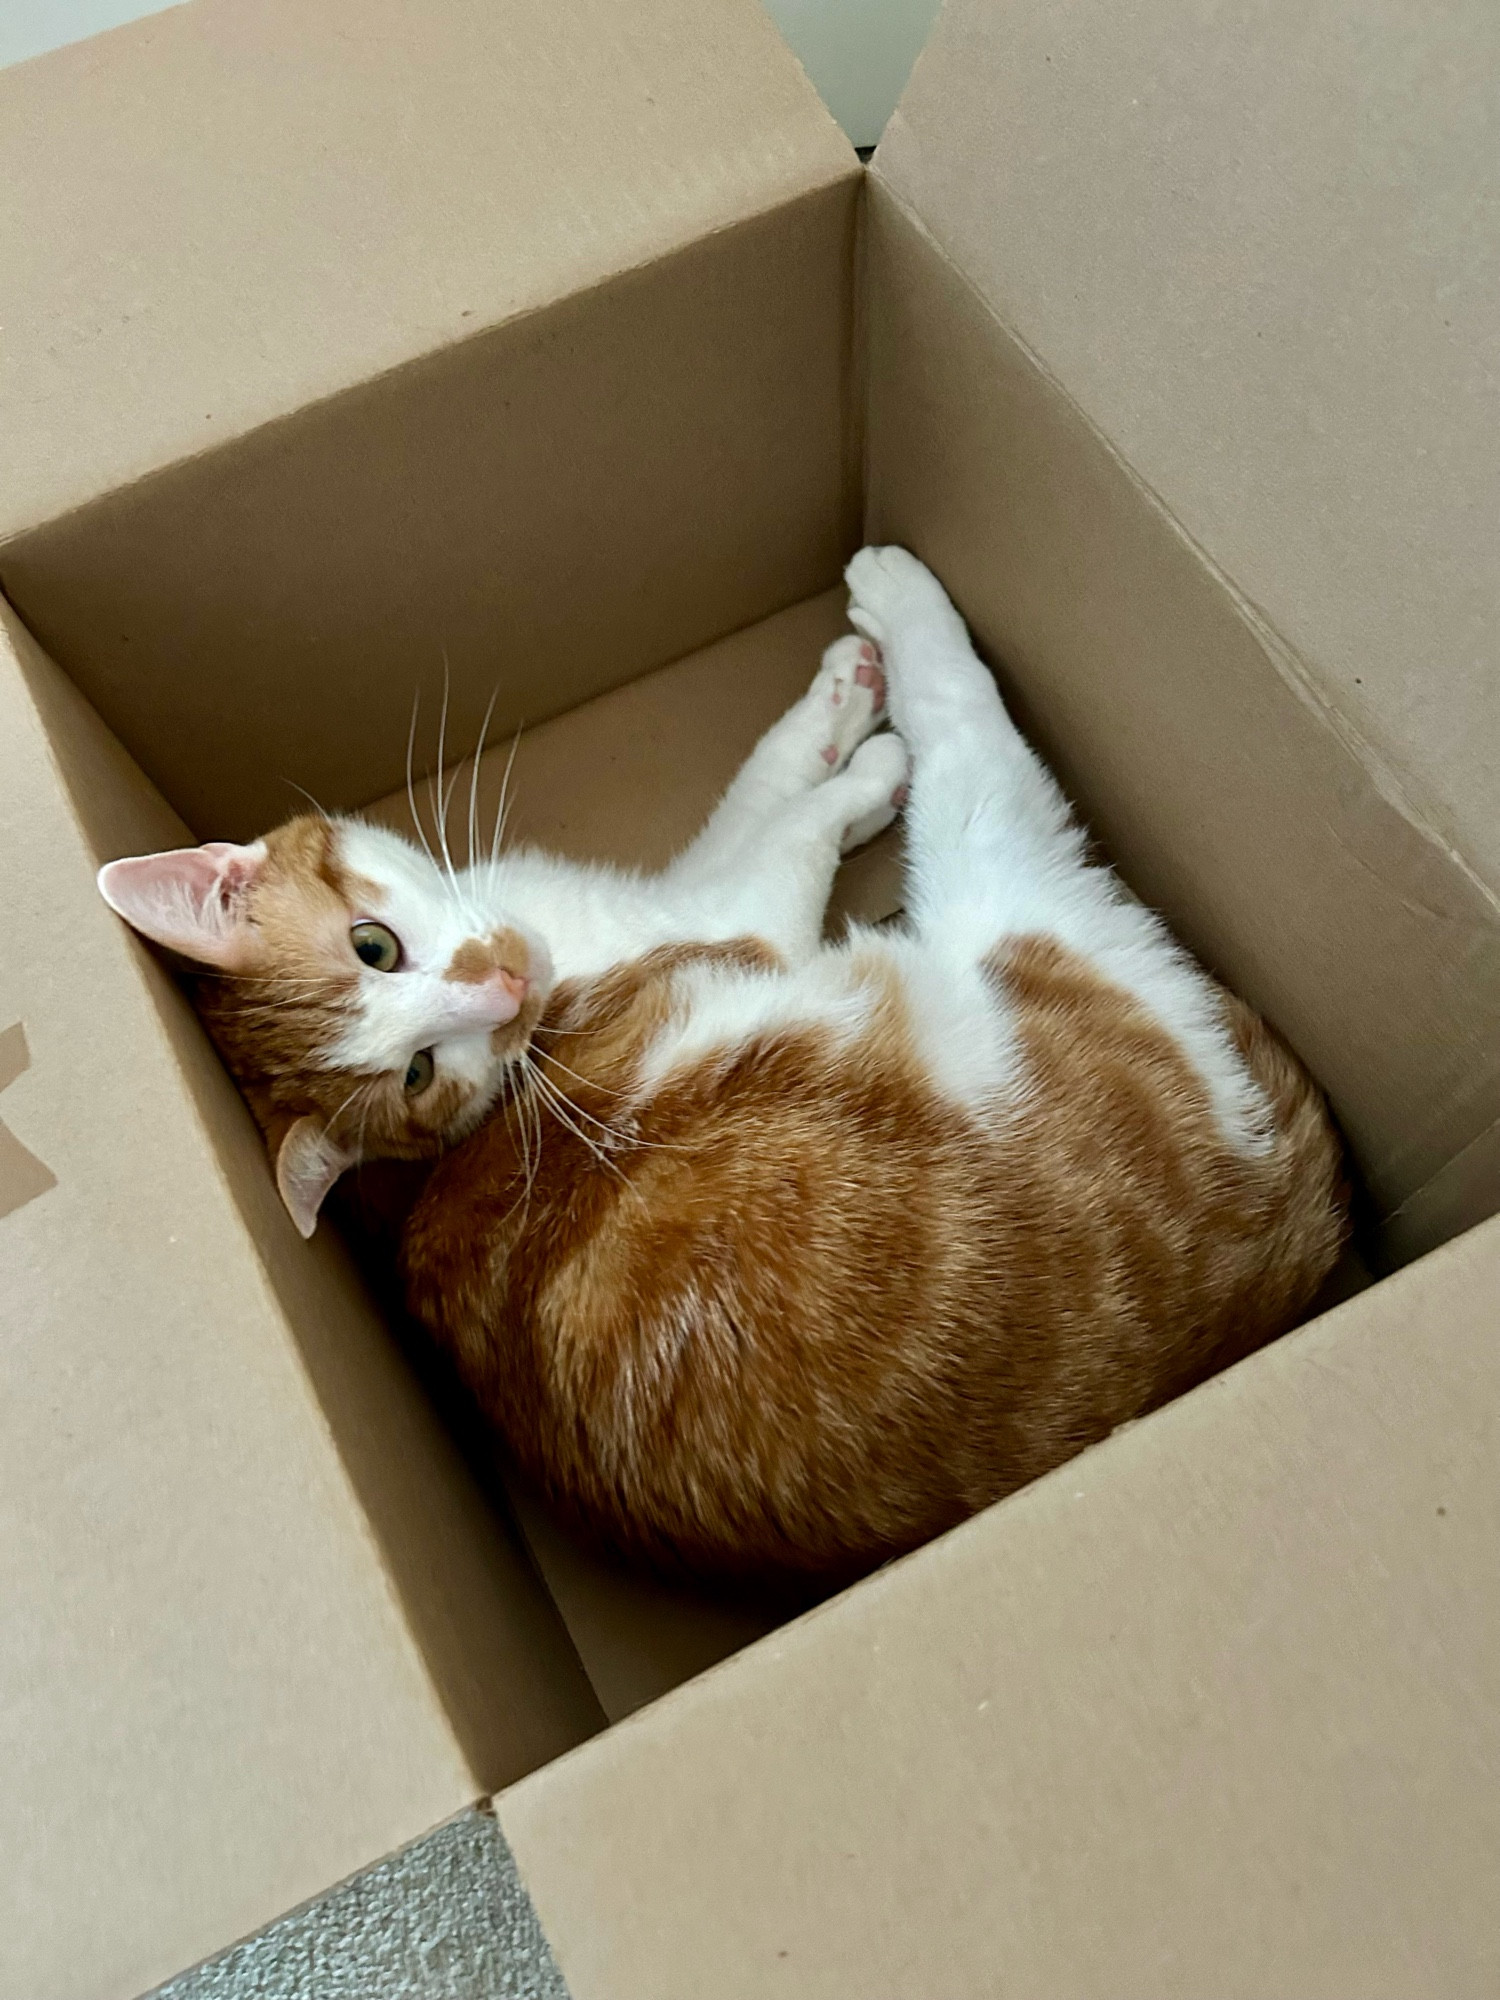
[98,814,551,1236]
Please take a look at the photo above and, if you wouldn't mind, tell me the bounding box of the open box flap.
[0,599,602,2000]
[501,1211,1500,2000]
[0,0,853,538]
[876,0,1500,893]
[0,0,860,843]
[864,0,1500,1249]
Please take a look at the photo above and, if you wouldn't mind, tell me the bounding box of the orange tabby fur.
[402,934,1346,1582]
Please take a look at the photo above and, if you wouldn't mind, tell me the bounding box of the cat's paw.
[811,634,886,774]
[837,732,910,853]
[845,545,959,646]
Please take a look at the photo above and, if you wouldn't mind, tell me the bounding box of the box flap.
[0,0,851,537]
[0,600,600,2000]
[0,0,859,844]
[876,0,1500,896]
[501,1213,1500,2000]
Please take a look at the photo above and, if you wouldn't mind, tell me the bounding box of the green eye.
[351,921,402,972]
[404,1048,435,1094]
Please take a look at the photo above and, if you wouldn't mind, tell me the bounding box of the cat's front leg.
[666,634,889,886]
[692,732,909,959]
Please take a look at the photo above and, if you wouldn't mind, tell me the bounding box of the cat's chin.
[443,1053,526,1147]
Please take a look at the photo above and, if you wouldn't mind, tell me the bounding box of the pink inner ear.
[96,841,266,969]
[275,1117,354,1239]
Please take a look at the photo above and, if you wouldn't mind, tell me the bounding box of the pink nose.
[482,967,528,1024]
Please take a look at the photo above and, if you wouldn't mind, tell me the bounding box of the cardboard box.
[1,0,1495,1994]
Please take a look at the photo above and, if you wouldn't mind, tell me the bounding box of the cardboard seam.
[841,170,871,559]
[0,163,862,563]
[869,171,1500,926]
[1386,1106,1500,1232]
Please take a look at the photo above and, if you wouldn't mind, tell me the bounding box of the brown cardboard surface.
[502,1211,1500,2000]
[0,0,859,842]
[0,0,852,537]
[862,180,1500,1247]
[4,185,860,846]
[0,599,601,2000]
[878,0,1500,894]
[502,1477,794,1728]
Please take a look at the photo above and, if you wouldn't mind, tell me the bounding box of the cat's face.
[98,815,551,1236]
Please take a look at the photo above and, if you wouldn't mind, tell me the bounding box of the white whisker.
[282,778,333,820]
[431,653,461,900]
[466,682,501,872]
[490,724,525,866]
[406,686,442,874]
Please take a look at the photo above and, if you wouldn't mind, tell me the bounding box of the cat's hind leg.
[845,546,1269,1147]
[844,545,1095,946]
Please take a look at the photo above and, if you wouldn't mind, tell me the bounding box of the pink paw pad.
[854,645,886,711]
[891,782,910,808]
[821,743,839,765]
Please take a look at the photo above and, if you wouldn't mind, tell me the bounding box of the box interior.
[2,291,1382,1738]
[4,0,1498,1991]
[7,74,1492,1795]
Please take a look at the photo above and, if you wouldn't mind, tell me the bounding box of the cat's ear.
[97,841,267,969]
[274,1117,357,1239]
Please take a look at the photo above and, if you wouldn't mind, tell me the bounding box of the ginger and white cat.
[99,547,1347,1579]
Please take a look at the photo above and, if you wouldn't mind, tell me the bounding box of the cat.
[98,546,1348,1581]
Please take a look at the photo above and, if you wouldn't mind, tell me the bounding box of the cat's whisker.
[466,683,501,873]
[490,724,525,866]
[523,1056,636,1190]
[325,1076,374,1144]
[281,778,334,821]
[532,1046,626,1098]
[431,653,463,904]
[528,1048,688,1155]
[405,685,444,875]
[524,1064,655,1210]
[495,1064,543,1225]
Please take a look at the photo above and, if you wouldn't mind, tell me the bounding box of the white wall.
[762,0,940,147]
[0,0,185,69]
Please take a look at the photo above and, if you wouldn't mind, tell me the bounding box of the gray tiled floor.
[150,1810,567,2000]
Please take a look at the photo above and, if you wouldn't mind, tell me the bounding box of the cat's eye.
[404,1048,435,1094]
[351,921,402,972]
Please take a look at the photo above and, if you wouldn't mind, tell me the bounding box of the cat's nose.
[478,967,528,1024]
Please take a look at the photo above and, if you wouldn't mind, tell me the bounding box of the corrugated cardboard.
[1,0,1496,1992]
[879,0,1500,893]
[502,1211,1500,2000]
[865,0,1500,1255]
[0,0,859,840]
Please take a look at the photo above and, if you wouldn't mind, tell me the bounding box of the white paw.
[844,545,959,647]
[809,634,887,774]
[837,732,910,853]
